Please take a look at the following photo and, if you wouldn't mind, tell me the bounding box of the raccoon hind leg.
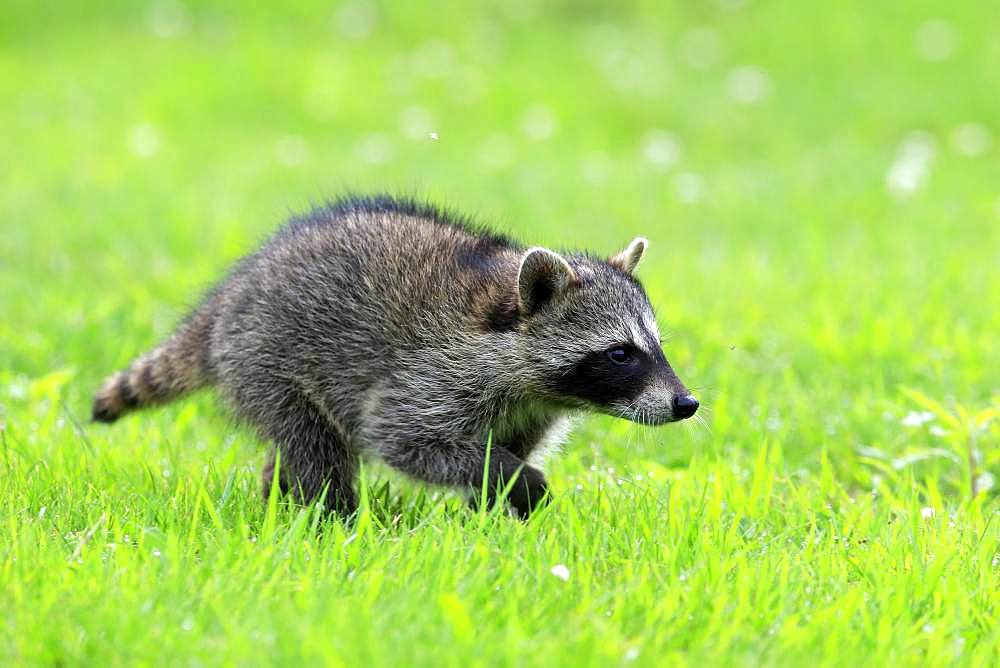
[255,394,359,518]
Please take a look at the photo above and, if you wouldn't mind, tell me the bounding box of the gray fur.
[92,195,696,518]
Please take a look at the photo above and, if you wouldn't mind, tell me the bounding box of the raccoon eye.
[607,346,633,365]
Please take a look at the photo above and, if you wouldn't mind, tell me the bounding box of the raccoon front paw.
[507,466,550,520]
[468,464,551,519]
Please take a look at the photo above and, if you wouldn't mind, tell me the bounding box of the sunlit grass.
[2,1,998,665]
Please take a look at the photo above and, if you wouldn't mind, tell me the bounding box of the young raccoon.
[92,195,698,518]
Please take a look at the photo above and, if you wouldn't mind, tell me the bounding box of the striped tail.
[92,313,214,423]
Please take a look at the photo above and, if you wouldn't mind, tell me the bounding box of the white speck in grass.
[521,104,558,141]
[901,410,936,427]
[974,472,995,495]
[992,553,999,567]
[640,130,681,170]
[429,132,439,140]
[148,0,188,39]
[726,66,771,105]
[399,105,435,141]
[915,20,958,62]
[949,123,992,157]
[274,135,309,167]
[679,28,723,70]
[478,134,514,169]
[624,647,641,661]
[181,617,194,631]
[37,506,46,519]
[929,425,949,437]
[152,548,162,557]
[887,132,937,198]
[332,0,376,41]
[550,564,571,581]
[674,172,704,203]
[575,484,584,491]
[129,123,162,158]
[921,507,936,519]
[923,623,934,633]
[356,133,394,164]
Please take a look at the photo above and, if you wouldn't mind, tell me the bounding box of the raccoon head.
[515,237,698,425]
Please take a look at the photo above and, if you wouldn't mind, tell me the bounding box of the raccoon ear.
[517,247,577,314]
[610,237,648,274]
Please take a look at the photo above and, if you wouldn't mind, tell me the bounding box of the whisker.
[694,413,712,436]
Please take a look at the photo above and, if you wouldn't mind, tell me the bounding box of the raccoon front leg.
[364,405,549,518]
[257,399,359,518]
[465,443,551,519]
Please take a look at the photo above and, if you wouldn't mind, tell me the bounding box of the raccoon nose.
[672,394,699,420]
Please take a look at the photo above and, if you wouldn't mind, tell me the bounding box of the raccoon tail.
[92,309,215,423]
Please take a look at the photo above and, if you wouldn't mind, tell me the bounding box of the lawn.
[1,1,998,665]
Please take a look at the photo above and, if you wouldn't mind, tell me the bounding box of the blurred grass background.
[1,1,998,665]
[3,0,998,480]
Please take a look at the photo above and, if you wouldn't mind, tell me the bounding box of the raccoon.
[92,195,698,519]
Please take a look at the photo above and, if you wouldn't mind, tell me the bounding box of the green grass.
[2,1,998,665]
